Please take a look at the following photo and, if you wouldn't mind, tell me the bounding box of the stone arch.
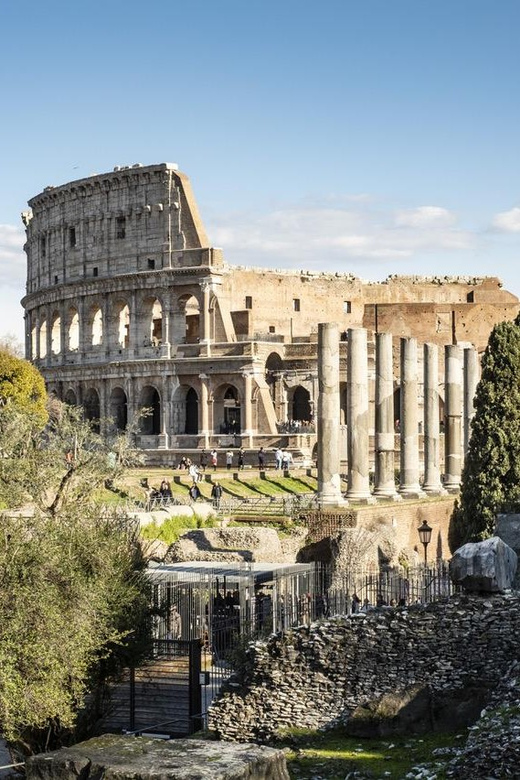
[31,324,37,359]
[39,320,47,358]
[139,385,161,435]
[51,311,61,354]
[265,352,284,401]
[90,305,103,347]
[213,383,241,435]
[67,306,79,351]
[64,388,77,406]
[115,300,130,350]
[84,387,100,432]
[291,385,311,422]
[109,386,128,431]
[176,293,200,344]
[142,296,163,347]
[171,384,199,435]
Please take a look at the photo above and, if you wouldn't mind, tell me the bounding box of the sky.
[1,0,520,344]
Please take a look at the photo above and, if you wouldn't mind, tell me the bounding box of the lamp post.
[417,520,433,566]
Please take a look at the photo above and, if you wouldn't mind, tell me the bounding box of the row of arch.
[29,292,204,359]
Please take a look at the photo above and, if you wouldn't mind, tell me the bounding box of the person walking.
[199,449,208,471]
[275,448,283,470]
[238,448,245,470]
[211,481,223,509]
[226,450,233,470]
[210,449,218,471]
[258,446,265,470]
[189,483,201,502]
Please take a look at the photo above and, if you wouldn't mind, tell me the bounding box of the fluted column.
[346,327,372,501]
[423,343,445,495]
[374,332,398,498]
[463,346,479,456]
[317,323,345,506]
[444,345,463,492]
[399,337,425,497]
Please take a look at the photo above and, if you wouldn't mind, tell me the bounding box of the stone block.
[449,536,518,593]
[25,735,290,780]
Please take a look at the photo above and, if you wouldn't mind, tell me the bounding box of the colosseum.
[21,162,519,467]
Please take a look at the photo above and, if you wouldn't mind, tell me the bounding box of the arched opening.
[110,387,128,431]
[91,308,103,346]
[139,385,161,435]
[185,387,198,434]
[177,294,200,344]
[151,299,163,346]
[292,386,311,422]
[31,325,37,358]
[340,382,348,425]
[84,387,100,433]
[223,386,240,434]
[68,308,79,351]
[117,303,130,350]
[64,389,77,406]
[265,352,283,401]
[39,321,47,358]
[51,313,61,354]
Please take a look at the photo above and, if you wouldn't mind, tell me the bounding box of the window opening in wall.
[151,299,163,346]
[68,310,79,351]
[116,216,126,239]
[467,291,475,303]
[245,296,252,309]
[54,275,58,285]
[147,258,155,270]
[39,321,47,358]
[93,267,98,277]
[40,236,46,258]
[293,298,301,312]
[69,227,76,247]
[269,325,275,333]
[343,301,352,313]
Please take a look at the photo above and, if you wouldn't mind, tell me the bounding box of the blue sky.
[1,0,520,342]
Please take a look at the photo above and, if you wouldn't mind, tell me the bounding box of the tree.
[0,348,47,427]
[0,401,152,753]
[449,315,520,551]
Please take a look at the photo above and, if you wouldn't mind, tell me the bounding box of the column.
[129,290,139,358]
[157,378,169,450]
[374,332,399,498]
[463,346,479,455]
[317,323,345,506]
[346,327,372,502]
[199,374,210,448]
[399,337,425,497]
[200,280,212,356]
[423,343,445,495]
[59,303,67,364]
[242,372,254,448]
[444,344,463,492]
[159,307,172,359]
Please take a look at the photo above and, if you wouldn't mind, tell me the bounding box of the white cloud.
[492,207,520,233]
[207,199,474,271]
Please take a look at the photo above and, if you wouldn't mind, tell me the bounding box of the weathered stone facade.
[21,164,519,463]
[209,593,520,742]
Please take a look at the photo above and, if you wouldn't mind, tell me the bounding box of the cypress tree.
[449,314,520,551]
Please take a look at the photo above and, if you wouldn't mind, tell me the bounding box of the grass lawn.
[276,728,463,779]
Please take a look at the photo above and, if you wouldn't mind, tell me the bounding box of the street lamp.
[417,520,433,566]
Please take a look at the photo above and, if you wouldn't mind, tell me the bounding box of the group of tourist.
[277,419,315,434]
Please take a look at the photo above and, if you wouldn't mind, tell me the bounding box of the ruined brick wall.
[209,593,520,742]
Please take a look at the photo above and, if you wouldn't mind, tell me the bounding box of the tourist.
[258,447,265,470]
[226,450,233,470]
[189,483,201,502]
[360,597,371,613]
[274,448,283,470]
[199,449,208,471]
[210,449,218,470]
[238,448,245,470]
[189,462,200,482]
[211,481,223,509]
[159,479,172,499]
[351,593,361,614]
